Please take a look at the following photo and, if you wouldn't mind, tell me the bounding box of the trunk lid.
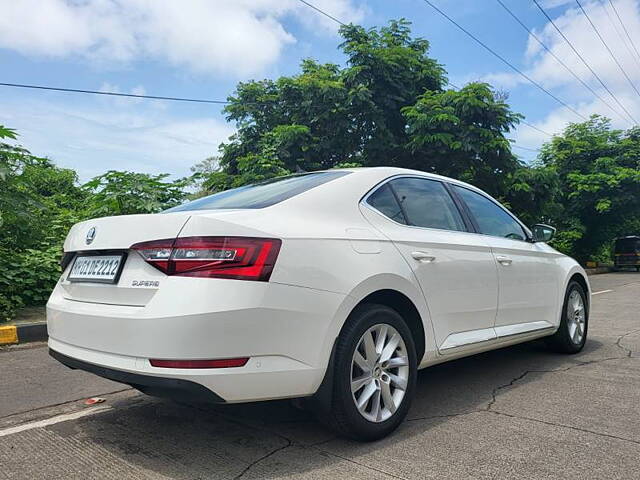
[64,212,192,252]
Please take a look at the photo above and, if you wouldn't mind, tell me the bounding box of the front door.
[451,185,560,334]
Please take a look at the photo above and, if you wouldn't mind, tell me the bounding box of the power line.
[296,0,346,26]
[419,0,587,121]
[520,121,553,137]
[532,0,637,124]
[607,0,640,65]
[0,82,230,104]
[575,0,640,102]
[511,144,540,153]
[598,0,640,72]
[496,0,629,125]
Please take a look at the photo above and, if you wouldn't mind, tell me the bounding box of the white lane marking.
[0,406,111,438]
[592,289,613,295]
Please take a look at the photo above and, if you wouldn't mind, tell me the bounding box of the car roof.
[327,166,490,196]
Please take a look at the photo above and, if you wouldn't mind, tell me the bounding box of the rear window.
[166,171,350,211]
[615,238,640,253]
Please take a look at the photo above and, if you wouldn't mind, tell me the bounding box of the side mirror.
[531,224,556,243]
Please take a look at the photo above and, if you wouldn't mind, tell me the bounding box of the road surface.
[1,272,639,479]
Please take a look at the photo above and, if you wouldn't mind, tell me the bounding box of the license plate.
[68,254,125,283]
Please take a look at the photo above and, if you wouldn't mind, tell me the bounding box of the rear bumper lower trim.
[49,349,226,403]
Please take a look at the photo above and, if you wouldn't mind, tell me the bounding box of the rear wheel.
[546,281,588,353]
[323,304,417,441]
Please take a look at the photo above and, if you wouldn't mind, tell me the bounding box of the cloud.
[540,0,575,8]
[0,0,364,77]
[0,91,235,182]
[481,0,640,153]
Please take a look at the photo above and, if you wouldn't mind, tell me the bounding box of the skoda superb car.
[48,167,590,440]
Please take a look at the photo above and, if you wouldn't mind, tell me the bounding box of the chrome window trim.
[450,184,532,243]
[360,174,532,242]
[360,174,471,235]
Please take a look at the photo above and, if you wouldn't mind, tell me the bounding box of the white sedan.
[47,167,589,440]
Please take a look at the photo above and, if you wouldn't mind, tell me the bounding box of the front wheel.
[546,281,588,353]
[323,304,417,441]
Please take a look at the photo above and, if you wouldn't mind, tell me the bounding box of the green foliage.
[539,115,640,262]
[0,246,61,311]
[403,83,523,194]
[83,170,190,217]
[503,163,560,227]
[0,126,88,321]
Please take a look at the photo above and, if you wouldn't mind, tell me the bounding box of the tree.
[0,126,85,249]
[539,115,640,262]
[83,170,190,217]
[214,19,523,201]
[402,83,523,195]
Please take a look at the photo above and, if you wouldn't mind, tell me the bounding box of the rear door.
[451,185,559,335]
[362,176,499,352]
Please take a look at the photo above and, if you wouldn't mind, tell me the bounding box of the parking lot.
[1,272,639,479]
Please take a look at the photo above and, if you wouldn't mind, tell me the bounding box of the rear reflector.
[131,236,281,281]
[149,357,249,369]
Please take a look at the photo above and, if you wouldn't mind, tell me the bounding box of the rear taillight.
[131,236,281,281]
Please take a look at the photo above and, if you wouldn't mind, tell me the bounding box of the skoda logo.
[86,227,96,245]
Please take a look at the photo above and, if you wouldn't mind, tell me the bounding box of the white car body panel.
[47,167,590,403]
[485,236,561,328]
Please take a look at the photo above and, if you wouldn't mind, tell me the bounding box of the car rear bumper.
[50,348,225,403]
[47,280,349,402]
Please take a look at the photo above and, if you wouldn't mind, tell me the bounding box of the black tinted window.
[366,183,407,224]
[166,171,349,211]
[387,178,466,231]
[615,238,640,253]
[453,186,526,241]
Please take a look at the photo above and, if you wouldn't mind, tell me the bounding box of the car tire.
[323,303,417,441]
[546,281,588,354]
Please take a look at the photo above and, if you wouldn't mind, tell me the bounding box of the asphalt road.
[1,272,639,479]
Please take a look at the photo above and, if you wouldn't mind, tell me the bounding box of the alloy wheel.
[350,323,409,422]
[566,289,586,345]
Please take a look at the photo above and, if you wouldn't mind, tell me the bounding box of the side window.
[366,183,407,224]
[453,186,527,241]
[387,177,466,231]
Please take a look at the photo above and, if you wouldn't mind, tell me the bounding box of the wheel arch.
[334,273,433,366]
[310,283,429,410]
[556,261,591,326]
[568,271,590,311]
[349,289,426,363]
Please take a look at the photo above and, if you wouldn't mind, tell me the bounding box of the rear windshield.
[165,171,350,212]
[615,238,640,253]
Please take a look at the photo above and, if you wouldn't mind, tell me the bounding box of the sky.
[2,0,640,181]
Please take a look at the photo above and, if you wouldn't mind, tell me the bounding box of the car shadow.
[68,338,608,479]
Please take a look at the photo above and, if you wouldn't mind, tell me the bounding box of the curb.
[0,322,47,346]
[584,267,613,276]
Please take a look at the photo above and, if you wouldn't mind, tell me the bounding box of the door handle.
[411,251,436,263]
[496,255,512,266]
